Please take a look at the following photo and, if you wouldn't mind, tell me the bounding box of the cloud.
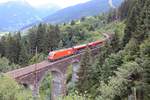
[0,0,91,8]
[108,0,116,8]
[0,0,90,7]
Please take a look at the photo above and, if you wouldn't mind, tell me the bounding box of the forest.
[0,0,150,100]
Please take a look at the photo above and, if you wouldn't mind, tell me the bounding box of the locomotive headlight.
[49,52,51,56]
[68,51,71,54]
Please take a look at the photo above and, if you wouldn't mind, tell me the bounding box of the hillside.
[0,0,123,32]
[44,0,123,24]
[35,4,60,18]
[0,1,40,32]
[0,1,60,32]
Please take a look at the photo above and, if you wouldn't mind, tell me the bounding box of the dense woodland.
[0,0,150,100]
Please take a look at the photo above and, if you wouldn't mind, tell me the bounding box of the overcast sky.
[0,0,91,8]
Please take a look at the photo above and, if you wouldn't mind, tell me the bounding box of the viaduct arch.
[6,33,111,100]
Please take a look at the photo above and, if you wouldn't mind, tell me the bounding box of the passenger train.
[48,33,110,61]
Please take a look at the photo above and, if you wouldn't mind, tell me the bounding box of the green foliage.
[0,56,19,72]
[0,74,20,100]
[96,77,128,100]
[76,48,93,94]
[96,62,142,100]
[29,53,46,64]
[123,38,139,61]
[110,32,120,52]
[118,0,136,20]
[57,91,90,100]
[36,23,47,52]
[142,58,150,100]
[123,0,150,46]
[66,65,73,83]
[140,38,150,100]
[140,38,150,58]
[70,20,76,25]
[0,74,32,100]
[18,42,29,66]
[39,73,52,100]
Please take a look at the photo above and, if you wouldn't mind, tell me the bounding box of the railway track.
[6,33,111,79]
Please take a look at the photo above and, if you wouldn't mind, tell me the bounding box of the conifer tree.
[5,34,18,63]
[124,38,139,61]
[118,0,136,20]
[0,36,6,56]
[140,38,150,100]
[142,59,150,100]
[28,27,38,55]
[0,38,5,56]
[122,0,139,46]
[134,0,150,42]
[76,48,92,94]
[18,43,29,66]
[14,32,22,63]
[36,23,46,52]
[110,32,120,53]
[45,25,60,51]
[71,20,75,25]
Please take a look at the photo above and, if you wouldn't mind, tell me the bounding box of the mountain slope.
[35,4,61,18]
[0,1,41,32]
[44,0,123,24]
[0,1,60,32]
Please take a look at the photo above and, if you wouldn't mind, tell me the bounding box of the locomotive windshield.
[49,52,54,56]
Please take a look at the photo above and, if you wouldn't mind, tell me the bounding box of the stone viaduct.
[6,33,111,100]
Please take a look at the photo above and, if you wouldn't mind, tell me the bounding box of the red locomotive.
[48,33,110,61]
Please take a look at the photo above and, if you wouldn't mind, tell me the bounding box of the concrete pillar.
[51,71,66,100]
[72,62,80,83]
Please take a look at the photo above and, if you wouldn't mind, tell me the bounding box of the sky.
[0,0,91,8]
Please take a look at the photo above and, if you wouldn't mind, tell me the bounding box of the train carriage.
[48,33,110,61]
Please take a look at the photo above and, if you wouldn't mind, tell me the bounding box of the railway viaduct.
[6,33,111,100]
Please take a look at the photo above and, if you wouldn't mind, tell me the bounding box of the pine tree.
[134,0,150,42]
[124,38,140,61]
[0,36,6,57]
[71,20,76,25]
[36,23,46,52]
[118,0,136,20]
[76,48,92,94]
[18,43,29,66]
[142,59,150,100]
[140,38,150,100]
[122,0,139,46]
[88,25,95,31]
[14,32,22,63]
[28,27,38,55]
[45,25,60,52]
[53,25,60,49]
[0,37,5,56]
[5,34,19,63]
[110,32,120,53]
[65,26,75,47]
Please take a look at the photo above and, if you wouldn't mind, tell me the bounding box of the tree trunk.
[134,87,137,100]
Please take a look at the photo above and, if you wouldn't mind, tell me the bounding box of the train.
[48,33,110,61]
